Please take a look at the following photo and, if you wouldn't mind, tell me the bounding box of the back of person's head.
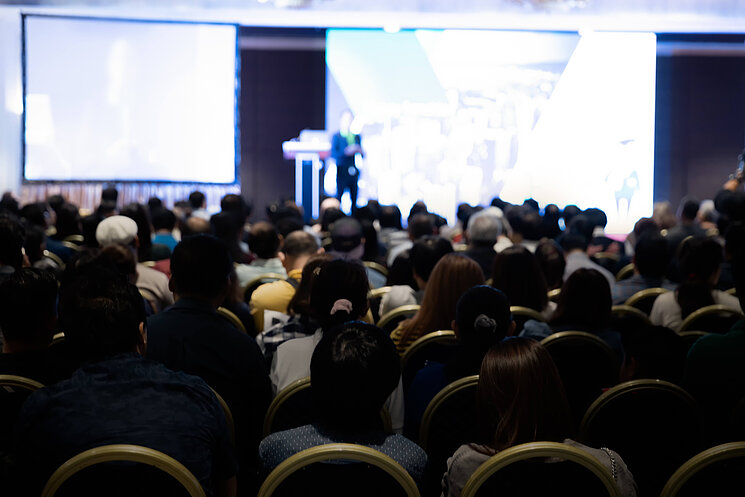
[456,203,475,226]
[467,210,502,245]
[170,235,232,300]
[354,205,376,224]
[95,215,138,248]
[653,201,677,230]
[98,244,137,282]
[408,201,428,221]
[147,196,162,214]
[401,254,484,344]
[478,337,571,450]
[410,235,454,282]
[282,230,320,259]
[0,268,57,346]
[584,208,608,230]
[491,245,548,312]
[248,221,281,259]
[455,286,513,347]
[151,207,176,232]
[634,232,669,278]
[58,265,145,361]
[288,253,334,316]
[541,204,561,239]
[360,219,380,261]
[562,205,581,226]
[330,217,363,255]
[310,321,400,432]
[408,213,435,240]
[621,326,686,384]
[678,197,700,222]
[220,194,250,224]
[97,200,118,218]
[490,197,510,211]
[55,203,81,238]
[726,223,745,311]
[181,215,212,239]
[523,198,539,212]
[560,232,589,253]
[188,190,206,210]
[535,240,565,290]
[551,268,611,330]
[101,186,118,203]
[120,203,152,261]
[210,211,241,242]
[20,202,48,228]
[676,237,723,318]
[0,214,25,269]
[276,217,305,238]
[379,205,403,230]
[47,194,65,213]
[321,207,346,233]
[310,259,369,329]
[23,225,46,263]
[632,217,659,240]
[0,192,20,217]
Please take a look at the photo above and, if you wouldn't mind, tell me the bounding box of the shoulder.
[713,290,743,311]
[563,439,638,497]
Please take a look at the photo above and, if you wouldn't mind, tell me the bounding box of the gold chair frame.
[257,443,420,497]
[216,306,248,335]
[243,273,287,301]
[400,330,457,372]
[547,288,561,303]
[41,444,206,497]
[624,287,670,310]
[42,250,66,270]
[0,374,45,392]
[660,442,745,497]
[615,263,635,282]
[419,375,479,451]
[679,304,744,332]
[611,305,653,327]
[363,261,389,278]
[377,304,420,330]
[209,387,235,445]
[368,286,392,300]
[460,441,621,497]
[540,331,618,367]
[510,306,546,323]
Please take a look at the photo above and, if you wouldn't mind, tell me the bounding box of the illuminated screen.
[326,29,656,233]
[23,16,238,183]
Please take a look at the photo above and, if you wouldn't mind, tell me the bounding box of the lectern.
[282,130,330,223]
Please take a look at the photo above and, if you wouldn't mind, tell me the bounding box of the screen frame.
[20,13,241,185]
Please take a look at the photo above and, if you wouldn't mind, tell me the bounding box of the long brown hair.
[478,337,572,451]
[398,253,484,345]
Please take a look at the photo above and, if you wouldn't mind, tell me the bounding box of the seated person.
[236,222,286,288]
[620,326,686,384]
[613,233,675,305]
[259,321,427,484]
[561,222,615,289]
[492,246,555,319]
[404,286,514,438]
[442,337,637,497]
[328,217,386,289]
[0,214,26,282]
[379,235,453,316]
[150,207,179,254]
[463,210,501,279]
[11,266,237,497]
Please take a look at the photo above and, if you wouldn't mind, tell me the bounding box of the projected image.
[326,29,656,233]
[23,16,237,183]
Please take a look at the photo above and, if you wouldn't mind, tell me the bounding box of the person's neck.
[174,293,222,309]
[155,229,172,235]
[285,254,311,273]
[567,248,587,256]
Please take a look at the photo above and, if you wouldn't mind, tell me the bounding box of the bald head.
[281,230,322,271]
[182,216,211,238]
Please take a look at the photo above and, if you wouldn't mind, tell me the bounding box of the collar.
[287,268,303,280]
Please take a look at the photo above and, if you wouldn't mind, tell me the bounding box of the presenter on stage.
[331,109,364,213]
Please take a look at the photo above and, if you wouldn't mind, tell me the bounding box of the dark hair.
[0,214,25,269]
[288,253,334,316]
[281,230,319,258]
[98,244,137,279]
[276,217,305,238]
[309,259,369,329]
[20,202,48,228]
[247,222,281,259]
[410,235,454,282]
[408,213,435,240]
[491,246,548,312]
[541,204,561,239]
[310,321,400,432]
[562,205,581,226]
[551,268,611,330]
[621,326,686,384]
[0,268,58,344]
[120,203,152,262]
[560,233,589,252]
[360,220,380,261]
[584,208,608,230]
[535,240,565,290]
[727,224,745,311]
[321,208,346,233]
[679,197,700,221]
[188,191,206,210]
[171,235,232,300]
[676,237,723,319]
[54,203,82,239]
[0,193,20,216]
[506,206,541,241]
[210,211,245,263]
[220,194,251,225]
[151,208,176,232]
[147,196,163,214]
[101,186,118,203]
[478,338,572,450]
[58,265,145,361]
[408,201,428,222]
[47,194,65,213]
[379,205,402,230]
[385,249,417,289]
[23,225,46,264]
[634,232,669,278]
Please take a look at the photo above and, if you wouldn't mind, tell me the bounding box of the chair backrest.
[0,374,44,451]
[263,377,392,437]
[257,443,420,497]
[547,288,561,303]
[579,379,703,497]
[243,273,286,303]
[610,304,652,333]
[624,287,670,315]
[660,442,745,497]
[216,306,247,334]
[400,330,458,391]
[139,288,160,314]
[510,306,545,334]
[363,261,389,278]
[368,286,392,323]
[62,234,85,245]
[460,441,622,497]
[377,305,420,335]
[591,252,620,274]
[678,331,708,353]
[208,387,235,445]
[615,263,635,282]
[540,332,619,428]
[679,304,744,334]
[42,250,66,271]
[41,444,206,497]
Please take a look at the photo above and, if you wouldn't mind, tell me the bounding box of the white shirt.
[235,257,287,288]
[270,329,405,433]
[649,290,743,332]
[563,252,616,289]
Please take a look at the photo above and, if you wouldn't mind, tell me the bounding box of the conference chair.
[580,379,703,497]
[243,273,286,304]
[61,234,85,246]
[679,304,744,334]
[41,444,206,497]
[377,305,420,335]
[547,288,561,303]
[725,287,737,296]
[678,331,708,353]
[419,375,479,497]
[660,442,745,497]
[591,252,620,275]
[0,375,44,453]
[615,263,635,282]
[540,332,618,429]
[400,330,458,390]
[139,288,160,315]
[509,305,545,335]
[610,304,652,333]
[459,441,622,497]
[209,387,235,445]
[257,443,420,497]
[363,261,389,278]
[216,306,248,335]
[368,286,392,323]
[42,249,65,271]
[624,287,670,315]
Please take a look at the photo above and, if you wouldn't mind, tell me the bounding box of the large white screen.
[23,16,238,183]
[326,29,656,233]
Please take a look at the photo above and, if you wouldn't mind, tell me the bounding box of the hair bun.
[474,314,497,334]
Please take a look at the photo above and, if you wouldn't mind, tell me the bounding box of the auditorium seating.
[400,330,458,390]
[625,287,671,315]
[679,304,744,334]
[377,305,420,334]
[243,273,286,303]
[216,306,248,334]
[660,442,745,497]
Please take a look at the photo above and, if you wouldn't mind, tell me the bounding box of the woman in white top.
[650,237,741,331]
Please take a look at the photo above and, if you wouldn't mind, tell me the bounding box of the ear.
[507,320,516,337]
[317,247,325,254]
[278,251,286,263]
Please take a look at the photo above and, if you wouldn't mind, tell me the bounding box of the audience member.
[212,211,251,265]
[666,197,706,254]
[236,221,286,287]
[50,202,82,242]
[0,214,25,279]
[390,254,484,353]
[491,245,554,319]
[20,202,73,262]
[560,229,615,289]
[441,337,637,497]
[150,207,179,253]
[386,213,436,267]
[328,216,386,288]
[620,326,686,384]
[612,232,675,304]
[120,202,154,262]
[534,239,565,290]
[189,190,210,220]
[463,209,501,278]
[505,205,542,252]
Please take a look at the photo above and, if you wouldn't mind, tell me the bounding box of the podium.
[282,130,330,223]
